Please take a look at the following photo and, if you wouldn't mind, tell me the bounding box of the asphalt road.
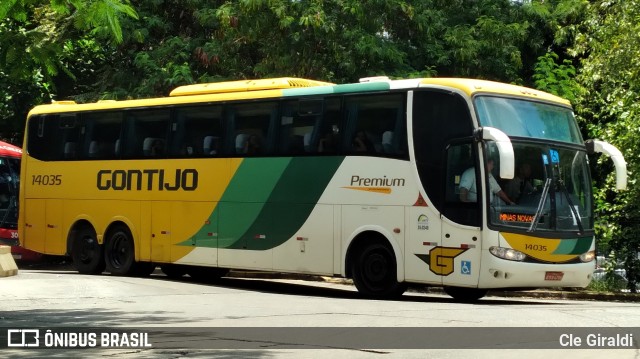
[0,262,639,358]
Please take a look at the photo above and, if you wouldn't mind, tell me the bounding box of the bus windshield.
[475,96,583,145]
[489,142,593,234]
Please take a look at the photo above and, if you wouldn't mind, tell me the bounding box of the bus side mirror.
[476,127,514,180]
[585,139,627,190]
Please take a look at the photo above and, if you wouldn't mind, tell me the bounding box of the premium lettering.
[350,175,405,187]
[97,169,198,191]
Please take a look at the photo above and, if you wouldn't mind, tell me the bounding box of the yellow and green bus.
[19,77,626,300]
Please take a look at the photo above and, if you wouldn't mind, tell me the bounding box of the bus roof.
[27,77,570,116]
[417,78,571,106]
[0,141,22,158]
[169,78,335,97]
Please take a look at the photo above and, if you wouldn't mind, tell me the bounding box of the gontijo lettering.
[97,169,198,191]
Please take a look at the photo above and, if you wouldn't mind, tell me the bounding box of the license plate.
[545,271,564,281]
[12,254,21,260]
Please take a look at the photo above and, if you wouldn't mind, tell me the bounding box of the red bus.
[0,141,41,261]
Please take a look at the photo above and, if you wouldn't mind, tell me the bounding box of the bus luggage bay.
[19,77,626,301]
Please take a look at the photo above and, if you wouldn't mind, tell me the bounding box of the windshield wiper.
[527,177,584,233]
[557,178,584,234]
[528,178,551,232]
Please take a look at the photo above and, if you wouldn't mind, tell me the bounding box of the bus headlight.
[579,250,596,263]
[489,246,526,262]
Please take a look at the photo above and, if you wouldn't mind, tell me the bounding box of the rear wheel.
[104,225,135,276]
[352,242,406,298]
[71,227,105,274]
[443,286,488,302]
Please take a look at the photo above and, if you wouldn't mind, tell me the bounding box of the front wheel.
[352,242,406,298]
[104,225,135,276]
[443,286,488,302]
[71,227,105,274]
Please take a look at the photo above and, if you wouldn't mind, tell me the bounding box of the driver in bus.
[459,159,515,205]
[504,163,535,203]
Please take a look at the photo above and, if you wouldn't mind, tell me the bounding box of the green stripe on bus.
[552,237,592,255]
[283,86,335,97]
[217,157,292,248]
[182,156,344,250]
[332,82,390,93]
[226,156,344,250]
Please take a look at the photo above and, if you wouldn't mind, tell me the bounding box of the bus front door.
[404,204,443,285]
[440,216,482,288]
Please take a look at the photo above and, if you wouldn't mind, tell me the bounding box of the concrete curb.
[0,245,19,277]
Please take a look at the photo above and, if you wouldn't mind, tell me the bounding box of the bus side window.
[81,111,123,160]
[317,97,342,155]
[124,109,169,159]
[230,101,276,156]
[343,93,406,157]
[171,106,223,158]
[444,142,480,226]
[278,100,320,156]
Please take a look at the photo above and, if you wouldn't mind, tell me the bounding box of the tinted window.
[82,111,123,160]
[170,106,223,157]
[27,114,83,161]
[413,90,474,218]
[343,94,407,157]
[228,102,277,156]
[121,109,170,159]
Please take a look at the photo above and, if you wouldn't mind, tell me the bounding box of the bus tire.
[443,286,488,302]
[71,227,105,275]
[104,225,135,276]
[352,242,406,298]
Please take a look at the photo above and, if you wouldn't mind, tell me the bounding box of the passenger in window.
[180,143,195,156]
[150,139,164,157]
[245,134,262,155]
[318,132,337,153]
[459,159,515,205]
[352,130,374,154]
[203,136,220,155]
[504,163,535,203]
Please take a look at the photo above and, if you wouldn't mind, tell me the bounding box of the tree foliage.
[0,0,137,142]
[87,0,564,99]
[571,0,640,292]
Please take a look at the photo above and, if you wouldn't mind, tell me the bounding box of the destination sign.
[499,212,534,223]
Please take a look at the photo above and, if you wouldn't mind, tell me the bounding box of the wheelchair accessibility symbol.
[461,261,471,275]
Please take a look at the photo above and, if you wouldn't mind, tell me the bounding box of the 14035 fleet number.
[32,174,62,186]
